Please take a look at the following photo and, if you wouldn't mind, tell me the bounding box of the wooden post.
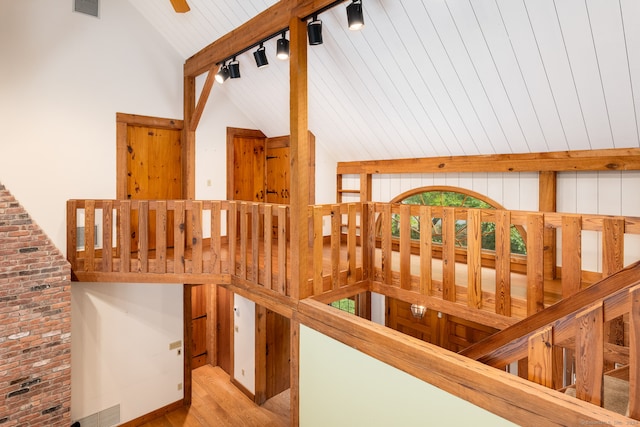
[629,286,640,419]
[539,171,557,280]
[467,209,482,309]
[527,326,554,388]
[289,15,309,302]
[575,303,604,406]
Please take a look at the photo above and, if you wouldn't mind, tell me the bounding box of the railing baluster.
[365,202,376,281]
[240,202,248,280]
[252,203,259,284]
[155,201,167,273]
[66,201,78,270]
[562,214,583,297]
[527,325,554,388]
[120,200,131,273]
[174,201,185,274]
[192,201,203,274]
[210,201,221,274]
[381,203,392,286]
[575,302,604,406]
[264,205,272,289]
[102,201,113,272]
[602,217,625,278]
[331,204,340,290]
[313,206,323,295]
[229,202,237,276]
[527,213,545,315]
[138,201,149,273]
[84,200,96,272]
[467,209,482,309]
[347,203,357,286]
[419,205,432,295]
[442,207,456,302]
[399,204,411,290]
[495,210,511,317]
[277,206,287,295]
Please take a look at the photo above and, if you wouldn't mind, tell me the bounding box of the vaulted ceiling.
[128,0,640,161]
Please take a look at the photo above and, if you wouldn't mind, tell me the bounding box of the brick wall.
[0,183,71,426]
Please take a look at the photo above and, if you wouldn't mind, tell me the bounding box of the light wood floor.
[140,365,290,427]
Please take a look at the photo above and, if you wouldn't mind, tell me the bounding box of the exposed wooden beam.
[337,147,640,174]
[184,0,344,78]
[189,64,218,131]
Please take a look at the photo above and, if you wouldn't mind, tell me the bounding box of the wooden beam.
[189,64,218,131]
[337,147,640,174]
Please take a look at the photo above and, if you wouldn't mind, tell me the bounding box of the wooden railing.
[66,200,290,295]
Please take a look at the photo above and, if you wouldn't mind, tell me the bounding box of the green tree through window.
[388,187,527,255]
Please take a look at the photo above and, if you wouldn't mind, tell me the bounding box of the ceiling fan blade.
[170,0,190,13]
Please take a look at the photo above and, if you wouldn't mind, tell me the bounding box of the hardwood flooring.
[140,365,290,427]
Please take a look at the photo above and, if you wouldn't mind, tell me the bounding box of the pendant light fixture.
[307,15,323,45]
[347,0,364,30]
[253,43,269,68]
[276,31,290,60]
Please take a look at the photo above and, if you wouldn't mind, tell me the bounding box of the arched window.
[387,186,527,255]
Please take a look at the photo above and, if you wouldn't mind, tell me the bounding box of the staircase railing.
[460,260,640,419]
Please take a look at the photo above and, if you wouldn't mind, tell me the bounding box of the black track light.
[276,31,290,60]
[215,62,230,84]
[307,16,323,45]
[253,44,269,68]
[347,0,364,30]
[229,57,241,79]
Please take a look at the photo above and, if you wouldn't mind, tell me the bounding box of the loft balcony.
[66,198,640,424]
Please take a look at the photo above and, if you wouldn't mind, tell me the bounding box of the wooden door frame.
[115,113,188,199]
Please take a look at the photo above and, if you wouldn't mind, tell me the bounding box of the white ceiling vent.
[74,0,99,18]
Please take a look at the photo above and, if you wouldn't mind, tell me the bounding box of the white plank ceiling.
[127,0,640,161]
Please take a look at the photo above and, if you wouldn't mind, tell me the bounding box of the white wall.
[0,0,254,423]
[300,325,516,427]
[233,294,256,393]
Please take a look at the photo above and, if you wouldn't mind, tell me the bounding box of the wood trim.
[231,377,255,401]
[116,112,184,129]
[337,147,640,174]
[118,399,183,427]
[297,298,630,426]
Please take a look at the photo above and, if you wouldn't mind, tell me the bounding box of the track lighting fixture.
[347,0,364,30]
[276,31,290,60]
[229,57,241,79]
[253,44,269,68]
[307,15,323,45]
[215,62,230,84]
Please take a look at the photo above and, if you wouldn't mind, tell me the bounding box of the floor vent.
[74,404,120,427]
[74,0,99,18]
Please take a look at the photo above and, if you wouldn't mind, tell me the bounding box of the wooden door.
[265,136,290,204]
[191,285,208,369]
[216,285,232,375]
[265,309,290,398]
[116,113,183,250]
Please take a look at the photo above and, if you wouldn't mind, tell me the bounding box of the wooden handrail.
[459,260,640,365]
